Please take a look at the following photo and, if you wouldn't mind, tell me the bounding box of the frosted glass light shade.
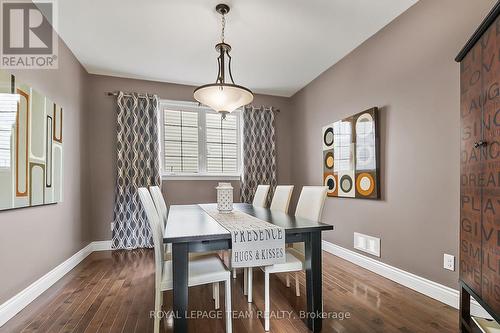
[194,83,253,115]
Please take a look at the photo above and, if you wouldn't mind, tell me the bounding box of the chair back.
[149,186,172,254]
[138,187,164,287]
[252,185,270,207]
[295,186,328,222]
[270,185,294,213]
[149,186,168,228]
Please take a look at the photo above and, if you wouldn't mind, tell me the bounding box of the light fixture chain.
[221,13,226,42]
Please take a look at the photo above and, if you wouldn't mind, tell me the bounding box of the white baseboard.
[322,240,492,319]
[0,240,113,327]
[92,240,113,251]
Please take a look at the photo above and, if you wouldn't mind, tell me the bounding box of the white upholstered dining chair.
[252,185,270,207]
[149,186,223,305]
[295,186,328,222]
[138,188,233,333]
[244,185,294,300]
[149,186,167,228]
[149,186,171,254]
[148,186,225,305]
[248,186,328,331]
[269,185,294,213]
[237,184,272,280]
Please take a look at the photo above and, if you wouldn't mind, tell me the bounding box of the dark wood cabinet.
[456,2,500,332]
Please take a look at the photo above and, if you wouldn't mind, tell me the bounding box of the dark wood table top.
[164,203,333,243]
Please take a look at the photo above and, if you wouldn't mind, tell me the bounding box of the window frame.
[159,99,243,180]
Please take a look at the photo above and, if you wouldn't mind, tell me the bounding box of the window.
[163,109,199,173]
[160,100,242,179]
[205,113,238,174]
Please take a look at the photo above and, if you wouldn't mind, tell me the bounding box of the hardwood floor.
[1,249,458,333]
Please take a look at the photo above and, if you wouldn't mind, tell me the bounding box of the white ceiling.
[57,0,418,97]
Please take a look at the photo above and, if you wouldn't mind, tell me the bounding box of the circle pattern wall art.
[356,172,375,196]
[322,125,334,150]
[324,151,334,169]
[355,111,376,171]
[324,173,338,197]
[340,175,353,193]
[355,113,374,137]
[321,107,379,199]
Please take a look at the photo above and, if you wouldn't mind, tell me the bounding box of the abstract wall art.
[322,107,380,199]
[0,70,63,210]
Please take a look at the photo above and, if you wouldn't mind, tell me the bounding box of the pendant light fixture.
[194,3,253,119]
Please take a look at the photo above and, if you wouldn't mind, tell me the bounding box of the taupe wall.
[0,41,90,304]
[289,0,496,288]
[86,74,292,241]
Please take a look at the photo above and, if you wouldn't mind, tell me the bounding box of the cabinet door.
[480,15,500,315]
[460,38,483,296]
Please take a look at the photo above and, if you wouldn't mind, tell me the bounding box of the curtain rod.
[106,91,280,113]
[249,105,280,113]
[106,91,152,98]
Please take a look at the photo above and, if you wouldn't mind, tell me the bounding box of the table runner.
[199,204,285,268]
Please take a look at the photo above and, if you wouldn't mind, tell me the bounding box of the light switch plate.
[443,254,455,271]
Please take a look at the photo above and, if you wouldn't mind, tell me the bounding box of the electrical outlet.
[110,222,114,232]
[443,254,455,271]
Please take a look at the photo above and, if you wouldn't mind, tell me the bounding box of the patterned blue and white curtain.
[240,105,277,205]
[112,92,161,249]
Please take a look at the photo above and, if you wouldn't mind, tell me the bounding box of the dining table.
[164,203,334,333]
